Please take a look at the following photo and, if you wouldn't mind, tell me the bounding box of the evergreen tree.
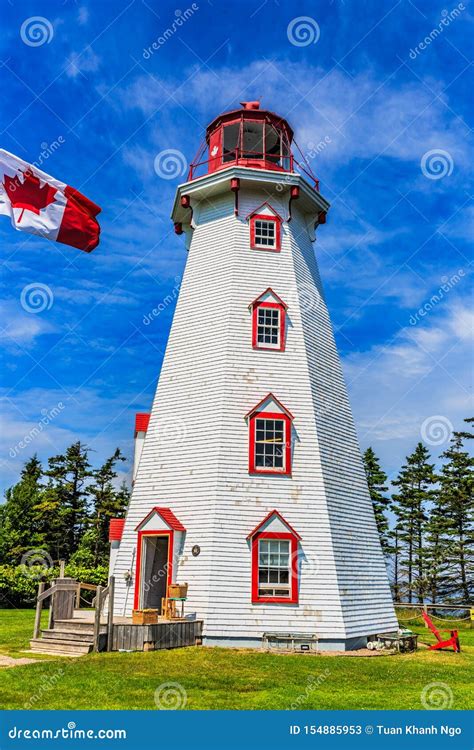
[423,495,451,603]
[0,456,44,564]
[84,449,129,567]
[391,443,436,603]
[436,428,474,602]
[33,479,70,561]
[45,442,92,559]
[363,447,391,555]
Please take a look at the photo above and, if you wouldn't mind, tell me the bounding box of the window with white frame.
[257,306,280,348]
[254,218,276,248]
[255,417,285,470]
[257,537,291,598]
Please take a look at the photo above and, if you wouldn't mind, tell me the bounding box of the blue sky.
[1,0,472,494]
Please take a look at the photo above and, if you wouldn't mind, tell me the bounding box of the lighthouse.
[110,102,397,650]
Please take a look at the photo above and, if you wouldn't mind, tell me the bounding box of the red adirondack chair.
[422,611,461,652]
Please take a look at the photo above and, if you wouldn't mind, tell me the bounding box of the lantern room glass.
[221,120,290,167]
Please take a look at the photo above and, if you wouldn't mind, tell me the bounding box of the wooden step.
[42,629,94,643]
[30,638,92,655]
[53,620,107,634]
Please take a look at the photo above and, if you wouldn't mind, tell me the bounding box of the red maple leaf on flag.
[3,169,58,223]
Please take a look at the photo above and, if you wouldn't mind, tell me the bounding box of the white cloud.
[115,60,471,175]
[343,299,474,474]
[66,48,101,79]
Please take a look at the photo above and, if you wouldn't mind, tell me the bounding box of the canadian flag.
[0,149,101,252]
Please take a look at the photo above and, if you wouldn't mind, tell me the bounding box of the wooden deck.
[111,619,203,651]
[68,610,204,652]
[30,577,202,655]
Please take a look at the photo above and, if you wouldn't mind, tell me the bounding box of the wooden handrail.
[93,585,103,652]
[107,576,115,652]
[75,582,98,608]
[37,583,77,602]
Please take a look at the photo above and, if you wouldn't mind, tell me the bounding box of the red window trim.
[248,410,292,476]
[133,529,173,611]
[250,214,281,252]
[252,300,286,352]
[251,531,299,604]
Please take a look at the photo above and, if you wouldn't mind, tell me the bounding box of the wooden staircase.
[30,618,107,657]
[30,576,113,657]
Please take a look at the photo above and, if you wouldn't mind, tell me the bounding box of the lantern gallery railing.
[187,149,320,192]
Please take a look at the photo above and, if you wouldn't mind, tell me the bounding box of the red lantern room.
[206,100,293,174]
[187,101,319,190]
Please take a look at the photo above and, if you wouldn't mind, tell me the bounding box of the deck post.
[107,576,115,652]
[75,582,81,609]
[33,582,45,639]
[59,560,65,577]
[48,589,55,630]
[93,585,103,652]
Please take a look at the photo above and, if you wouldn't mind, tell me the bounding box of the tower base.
[202,635,369,652]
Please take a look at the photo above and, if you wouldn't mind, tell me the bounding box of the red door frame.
[133,529,174,610]
[251,531,299,604]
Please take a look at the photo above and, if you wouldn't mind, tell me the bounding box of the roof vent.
[240,100,260,110]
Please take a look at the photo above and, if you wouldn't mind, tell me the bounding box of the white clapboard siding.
[111,176,398,647]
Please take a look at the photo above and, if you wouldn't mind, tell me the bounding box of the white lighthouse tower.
[111,102,397,650]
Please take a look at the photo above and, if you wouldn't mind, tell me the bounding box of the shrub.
[0,564,108,608]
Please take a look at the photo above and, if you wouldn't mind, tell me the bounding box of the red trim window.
[250,214,281,251]
[251,531,298,604]
[249,411,292,475]
[252,301,286,351]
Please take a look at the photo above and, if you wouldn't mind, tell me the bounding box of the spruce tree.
[0,456,44,564]
[391,443,436,603]
[45,442,92,559]
[363,447,391,555]
[436,428,474,602]
[85,449,129,567]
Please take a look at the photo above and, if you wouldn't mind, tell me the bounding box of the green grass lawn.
[0,609,472,710]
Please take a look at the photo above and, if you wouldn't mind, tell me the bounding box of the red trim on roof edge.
[244,392,294,421]
[134,507,186,532]
[248,287,288,310]
[245,202,284,222]
[135,413,150,434]
[246,509,302,541]
[109,518,125,542]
